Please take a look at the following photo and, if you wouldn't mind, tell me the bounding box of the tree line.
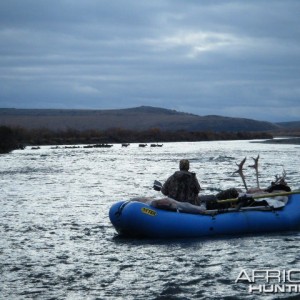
[0,125,273,153]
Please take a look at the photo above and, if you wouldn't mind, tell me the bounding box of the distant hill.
[0,106,288,132]
[276,121,300,129]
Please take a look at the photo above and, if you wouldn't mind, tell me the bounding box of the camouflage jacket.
[161,171,201,204]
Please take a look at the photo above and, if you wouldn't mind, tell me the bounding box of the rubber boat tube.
[109,193,300,238]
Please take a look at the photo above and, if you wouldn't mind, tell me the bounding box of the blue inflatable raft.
[109,192,300,238]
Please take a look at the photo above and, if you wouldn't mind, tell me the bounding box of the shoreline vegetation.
[0,125,273,154]
[1,125,300,154]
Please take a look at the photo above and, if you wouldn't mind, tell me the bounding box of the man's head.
[179,159,190,171]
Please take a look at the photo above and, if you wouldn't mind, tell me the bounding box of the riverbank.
[0,125,274,153]
[255,137,300,145]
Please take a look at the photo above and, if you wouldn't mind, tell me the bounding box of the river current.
[1,140,300,300]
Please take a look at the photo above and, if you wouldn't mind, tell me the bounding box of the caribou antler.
[274,169,287,185]
[234,157,248,191]
[249,154,260,189]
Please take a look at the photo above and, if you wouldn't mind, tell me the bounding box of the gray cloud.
[0,0,299,121]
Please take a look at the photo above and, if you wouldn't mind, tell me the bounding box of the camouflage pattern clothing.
[161,170,201,205]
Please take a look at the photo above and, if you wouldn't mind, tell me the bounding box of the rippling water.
[1,140,300,299]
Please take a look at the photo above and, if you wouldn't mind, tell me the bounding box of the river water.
[1,140,300,300]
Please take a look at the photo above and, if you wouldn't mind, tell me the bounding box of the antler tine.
[234,157,247,174]
[274,168,287,185]
[248,154,260,188]
[234,157,248,191]
[282,169,287,179]
[249,154,259,169]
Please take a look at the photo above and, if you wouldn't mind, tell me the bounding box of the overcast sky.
[1,0,300,122]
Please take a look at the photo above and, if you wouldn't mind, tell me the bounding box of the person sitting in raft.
[161,159,201,205]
